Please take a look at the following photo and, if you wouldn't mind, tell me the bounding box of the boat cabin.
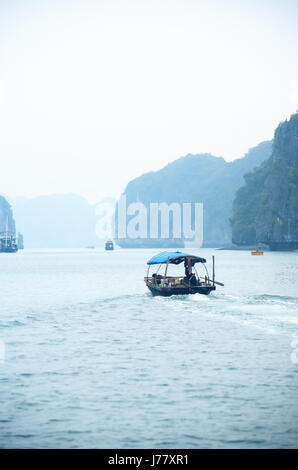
[0,232,18,253]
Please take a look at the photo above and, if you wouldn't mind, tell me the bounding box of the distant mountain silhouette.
[0,195,15,234]
[232,112,298,250]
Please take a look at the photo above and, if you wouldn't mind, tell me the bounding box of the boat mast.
[212,256,215,286]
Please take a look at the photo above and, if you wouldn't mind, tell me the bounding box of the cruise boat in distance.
[0,232,18,253]
[251,248,264,256]
[105,240,114,251]
[145,251,224,297]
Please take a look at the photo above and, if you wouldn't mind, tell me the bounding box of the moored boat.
[144,251,223,297]
[251,248,264,255]
[105,240,114,250]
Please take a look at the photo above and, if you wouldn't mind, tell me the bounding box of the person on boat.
[189,273,198,286]
[184,258,193,282]
[152,273,162,285]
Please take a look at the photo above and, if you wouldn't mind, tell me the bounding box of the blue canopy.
[147,251,206,265]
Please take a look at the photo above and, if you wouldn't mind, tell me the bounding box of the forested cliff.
[231,112,298,250]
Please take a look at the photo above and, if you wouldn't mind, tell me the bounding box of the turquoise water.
[0,248,298,448]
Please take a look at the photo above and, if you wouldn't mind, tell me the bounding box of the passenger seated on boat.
[182,273,199,286]
[189,274,198,286]
[152,273,162,285]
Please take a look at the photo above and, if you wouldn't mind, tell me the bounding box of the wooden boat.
[0,217,18,253]
[251,248,264,255]
[144,251,224,297]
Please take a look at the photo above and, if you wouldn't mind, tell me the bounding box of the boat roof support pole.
[203,263,209,281]
[164,257,170,277]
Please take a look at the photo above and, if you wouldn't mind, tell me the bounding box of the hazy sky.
[0,0,298,203]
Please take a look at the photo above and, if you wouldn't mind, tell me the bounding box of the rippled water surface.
[0,248,298,448]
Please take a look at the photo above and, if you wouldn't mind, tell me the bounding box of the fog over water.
[0,249,297,448]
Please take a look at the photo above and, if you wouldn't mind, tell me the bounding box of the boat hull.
[146,283,216,297]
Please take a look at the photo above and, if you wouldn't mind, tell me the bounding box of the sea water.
[0,248,297,448]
